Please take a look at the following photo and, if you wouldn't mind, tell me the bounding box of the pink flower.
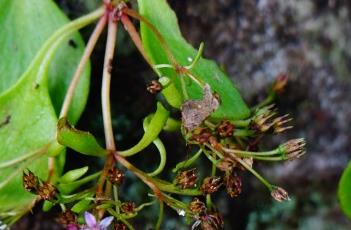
[81,212,114,230]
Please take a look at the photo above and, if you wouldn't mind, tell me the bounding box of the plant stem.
[120,15,161,76]
[122,8,178,68]
[155,201,164,230]
[60,15,107,118]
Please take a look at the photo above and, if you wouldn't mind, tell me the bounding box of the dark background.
[15,0,351,229]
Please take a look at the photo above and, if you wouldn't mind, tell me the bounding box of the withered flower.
[271,186,290,202]
[107,167,125,186]
[120,201,136,214]
[146,80,162,94]
[251,104,277,132]
[225,173,242,198]
[23,170,39,193]
[216,120,235,137]
[280,138,306,160]
[38,182,57,201]
[189,198,206,215]
[176,168,198,189]
[201,176,222,194]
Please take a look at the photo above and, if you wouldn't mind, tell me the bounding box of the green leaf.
[338,161,351,219]
[72,199,92,213]
[138,0,251,121]
[0,0,90,124]
[0,5,103,212]
[59,166,89,184]
[58,172,101,194]
[57,118,108,157]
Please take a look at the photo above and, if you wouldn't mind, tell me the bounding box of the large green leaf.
[138,0,250,121]
[0,3,103,211]
[0,0,90,124]
[338,161,351,219]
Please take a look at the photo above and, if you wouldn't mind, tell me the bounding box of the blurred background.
[15,0,351,229]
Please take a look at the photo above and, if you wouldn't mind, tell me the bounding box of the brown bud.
[23,170,39,193]
[273,73,288,94]
[280,138,306,160]
[189,198,206,215]
[114,221,127,230]
[38,182,57,201]
[201,176,222,194]
[108,167,125,186]
[216,157,236,172]
[176,168,197,189]
[216,120,235,137]
[120,201,136,214]
[57,209,77,226]
[147,80,162,94]
[225,173,242,198]
[271,186,289,202]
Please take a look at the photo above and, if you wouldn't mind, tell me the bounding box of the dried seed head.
[225,173,242,198]
[280,138,306,160]
[272,114,293,134]
[23,170,39,193]
[38,182,57,201]
[120,201,136,214]
[146,80,162,94]
[201,176,222,194]
[189,198,206,215]
[57,209,77,226]
[176,169,198,189]
[191,128,212,144]
[108,167,125,186]
[271,186,290,202]
[273,73,288,94]
[216,120,235,137]
[216,157,236,172]
[114,221,128,230]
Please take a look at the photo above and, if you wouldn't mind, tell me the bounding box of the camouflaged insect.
[181,84,219,131]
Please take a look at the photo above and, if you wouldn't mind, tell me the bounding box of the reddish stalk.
[121,8,179,68]
[60,15,108,118]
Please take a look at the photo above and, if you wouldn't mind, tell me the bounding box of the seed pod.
[23,170,39,193]
[108,167,125,186]
[176,168,198,189]
[225,173,242,198]
[201,176,222,194]
[216,120,235,137]
[38,182,57,201]
[120,201,136,214]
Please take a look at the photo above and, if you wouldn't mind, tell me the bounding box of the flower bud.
[176,168,198,189]
[189,198,206,215]
[225,173,242,198]
[271,186,290,202]
[280,138,306,160]
[108,167,125,186]
[216,157,236,172]
[273,73,288,94]
[57,209,77,227]
[23,170,39,193]
[201,176,222,194]
[120,201,136,214]
[114,221,127,230]
[38,182,57,201]
[146,80,162,94]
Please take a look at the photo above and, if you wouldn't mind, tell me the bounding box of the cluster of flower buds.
[120,201,136,214]
[23,170,57,201]
[189,198,224,230]
[224,172,242,198]
[279,138,306,160]
[56,209,77,228]
[251,104,293,134]
[200,176,222,194]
